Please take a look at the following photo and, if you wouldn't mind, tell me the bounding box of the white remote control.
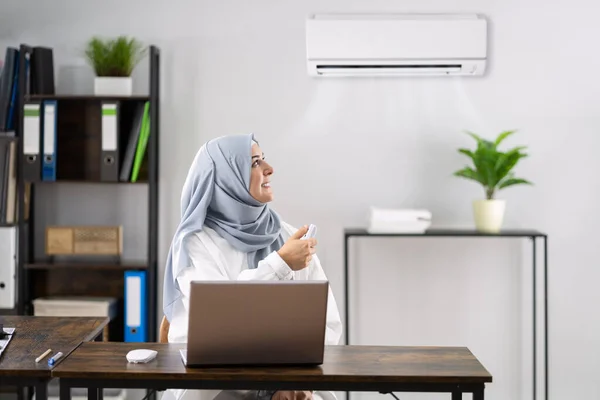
[302,224,317,240]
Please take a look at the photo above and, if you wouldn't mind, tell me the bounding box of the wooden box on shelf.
[45,225,123,256]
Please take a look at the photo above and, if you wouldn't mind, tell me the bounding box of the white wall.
[2,0,599,399]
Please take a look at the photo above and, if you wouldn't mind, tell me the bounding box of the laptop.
[180,280,329,367]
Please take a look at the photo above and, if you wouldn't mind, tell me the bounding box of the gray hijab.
[163,133,285,321]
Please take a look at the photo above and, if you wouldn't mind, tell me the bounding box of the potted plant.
[453,130,532,233]
[84,36,146,96]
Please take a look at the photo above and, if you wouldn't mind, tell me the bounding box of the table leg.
[59,382,71,400]
[473,388,484,400]
[35,381,47,400]
[344,234,350,345]
[87,387,100,400]
[452,392,462,400]
[532,237,537,400]
[344,234,350,400]
[544,235,548,400]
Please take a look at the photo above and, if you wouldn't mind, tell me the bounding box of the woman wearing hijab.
[162,133,343,400]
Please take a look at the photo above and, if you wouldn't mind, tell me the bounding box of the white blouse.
[164,221,343,400]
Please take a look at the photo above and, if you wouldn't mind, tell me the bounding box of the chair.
[159,315,170,343]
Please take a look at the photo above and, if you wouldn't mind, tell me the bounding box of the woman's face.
[249,143,274,203]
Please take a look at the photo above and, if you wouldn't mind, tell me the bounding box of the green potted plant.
[453,130,532,233]
[84,36,146,96]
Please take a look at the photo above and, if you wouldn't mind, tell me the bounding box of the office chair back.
[159,315,169,343]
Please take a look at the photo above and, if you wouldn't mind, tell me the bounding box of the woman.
[162,133,343,400]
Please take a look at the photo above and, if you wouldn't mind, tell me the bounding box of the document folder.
[124,270,147,342]
[0,47,18,132]
[0,327,15,359]
[0,227,17,309]
[130,102,150,182]
[30,46,55,95]
[119,103,144,181]
[100,102,119,181]
[41,100,57,181]
[22,101,41,181]
[5,49,19,131]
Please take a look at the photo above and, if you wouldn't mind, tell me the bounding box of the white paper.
[0,327,15,358]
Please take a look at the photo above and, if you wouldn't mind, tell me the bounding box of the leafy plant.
[84,36,146,77]
[453,130,532,200]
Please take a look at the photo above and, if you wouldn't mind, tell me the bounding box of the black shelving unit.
[11,44,160,343]
[343,228,548,400]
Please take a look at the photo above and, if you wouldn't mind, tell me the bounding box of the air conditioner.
[305,13,488,77]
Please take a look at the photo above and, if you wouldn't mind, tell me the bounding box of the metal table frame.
[343,228,548,400]
[58,378,487,400]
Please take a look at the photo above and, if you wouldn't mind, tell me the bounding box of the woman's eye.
[252,157,265,168]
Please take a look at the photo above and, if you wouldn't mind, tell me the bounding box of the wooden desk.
[0,316,109,400]
[53,342,492,400]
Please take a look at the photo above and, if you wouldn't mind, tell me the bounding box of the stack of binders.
[97,100,151,182]
[21,99,150,182]
[0,46,54,135]
[112,101,151,183]
[22,100,57,182]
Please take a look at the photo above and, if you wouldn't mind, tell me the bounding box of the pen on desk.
[35,349,52,363]
[48,351,63,366]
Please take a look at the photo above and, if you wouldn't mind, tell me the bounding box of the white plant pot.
[472,199,506,233]
[94,76,132,96]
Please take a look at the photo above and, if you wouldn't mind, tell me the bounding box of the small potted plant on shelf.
[84,35,146,96]
[453,130,532,233]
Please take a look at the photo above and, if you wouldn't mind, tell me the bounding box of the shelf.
[25,261,148,271]
[15,44,160,343]
[25,94,150,101]
[345,227,547,238]
[32,179,148,185]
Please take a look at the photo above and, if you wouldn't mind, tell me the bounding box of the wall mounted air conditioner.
[305,13,488,77]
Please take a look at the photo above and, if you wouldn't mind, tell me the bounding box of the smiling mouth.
[261,182,271,188]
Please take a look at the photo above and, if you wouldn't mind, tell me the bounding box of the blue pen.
[48,351,63,366]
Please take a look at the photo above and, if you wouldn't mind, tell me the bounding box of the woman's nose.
[263,161,273,175]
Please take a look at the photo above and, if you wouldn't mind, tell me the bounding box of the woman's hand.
[277,225,317,271]
[272,391,313,400]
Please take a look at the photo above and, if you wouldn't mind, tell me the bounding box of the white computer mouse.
[126,349,158,364]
